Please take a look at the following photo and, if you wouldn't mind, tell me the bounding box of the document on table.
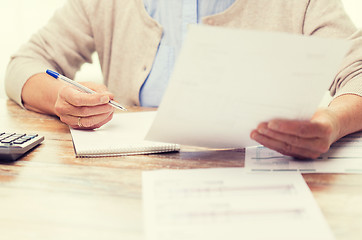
[245,131,362,173]
[143,168,335,240]
[146,24,350,148]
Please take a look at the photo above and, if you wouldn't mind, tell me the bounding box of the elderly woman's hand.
[250,108,340,159]
[54,81,114,129]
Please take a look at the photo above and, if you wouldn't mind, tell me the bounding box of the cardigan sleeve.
[5,0,95,107]
[303,0,362,99]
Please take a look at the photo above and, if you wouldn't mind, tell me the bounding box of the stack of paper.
[142,24,354,240]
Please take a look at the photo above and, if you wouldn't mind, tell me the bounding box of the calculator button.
[13,139,28,144]
[19,137,31,141]
[0,133,15,140]
[25,135,36,140]
[27,134,38,138]
[0,142,13,147]
[13,134,26,138]
[1,138,16,144]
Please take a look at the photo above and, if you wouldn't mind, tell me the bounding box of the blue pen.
[46,69,127,111]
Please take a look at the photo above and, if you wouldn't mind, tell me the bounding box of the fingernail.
[257,127,266,134]
[250,131,258,140]
[268,121,279,130]
[250,132,256,140]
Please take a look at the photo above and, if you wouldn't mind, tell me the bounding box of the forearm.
[6,0,95,110]
[21,73,66,115]
[328,94,362,141]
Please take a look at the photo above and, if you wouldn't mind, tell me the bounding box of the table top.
[1,98,361,239]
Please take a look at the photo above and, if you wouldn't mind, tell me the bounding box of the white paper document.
[143,168,335,240]
[245,131,362,173]
[146,24,350,148]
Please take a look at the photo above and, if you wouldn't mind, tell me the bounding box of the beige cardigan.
[5,0,362,107]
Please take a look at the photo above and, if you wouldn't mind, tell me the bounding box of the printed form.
[143,168,335,240]
[245,131,362,173]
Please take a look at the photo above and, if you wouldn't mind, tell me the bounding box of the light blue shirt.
[140,0,236,107]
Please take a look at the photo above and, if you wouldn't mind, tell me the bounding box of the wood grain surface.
[0,98,361,240]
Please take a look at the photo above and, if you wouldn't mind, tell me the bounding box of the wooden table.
[1,98,361,239]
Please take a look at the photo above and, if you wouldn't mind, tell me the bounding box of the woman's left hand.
[250,108,341,159]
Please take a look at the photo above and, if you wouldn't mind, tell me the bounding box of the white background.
[0,0,361,99]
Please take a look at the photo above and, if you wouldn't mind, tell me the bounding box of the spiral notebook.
[70,111,180,157]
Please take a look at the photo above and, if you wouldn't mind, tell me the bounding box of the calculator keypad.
[0,133,38,146]
[0,132,44,161]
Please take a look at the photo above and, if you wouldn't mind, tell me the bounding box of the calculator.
[0,132,44,161]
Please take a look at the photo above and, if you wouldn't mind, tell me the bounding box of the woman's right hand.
[54,81,114,129]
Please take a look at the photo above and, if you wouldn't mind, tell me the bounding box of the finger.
[80,82,115,99]
[267,119,331,138]
[91,112,114,129]
[256,122,330,153]
[68,112,114,130]
[59,86,110,107]
[250,130,323,159]
[80,81,109,92]
[58,103,114,117]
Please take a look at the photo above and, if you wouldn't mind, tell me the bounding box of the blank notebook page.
[70,111,179,157]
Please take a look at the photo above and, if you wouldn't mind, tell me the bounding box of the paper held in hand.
[146,24,351,148]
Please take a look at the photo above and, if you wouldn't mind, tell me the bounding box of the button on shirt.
[140,0,236,107]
